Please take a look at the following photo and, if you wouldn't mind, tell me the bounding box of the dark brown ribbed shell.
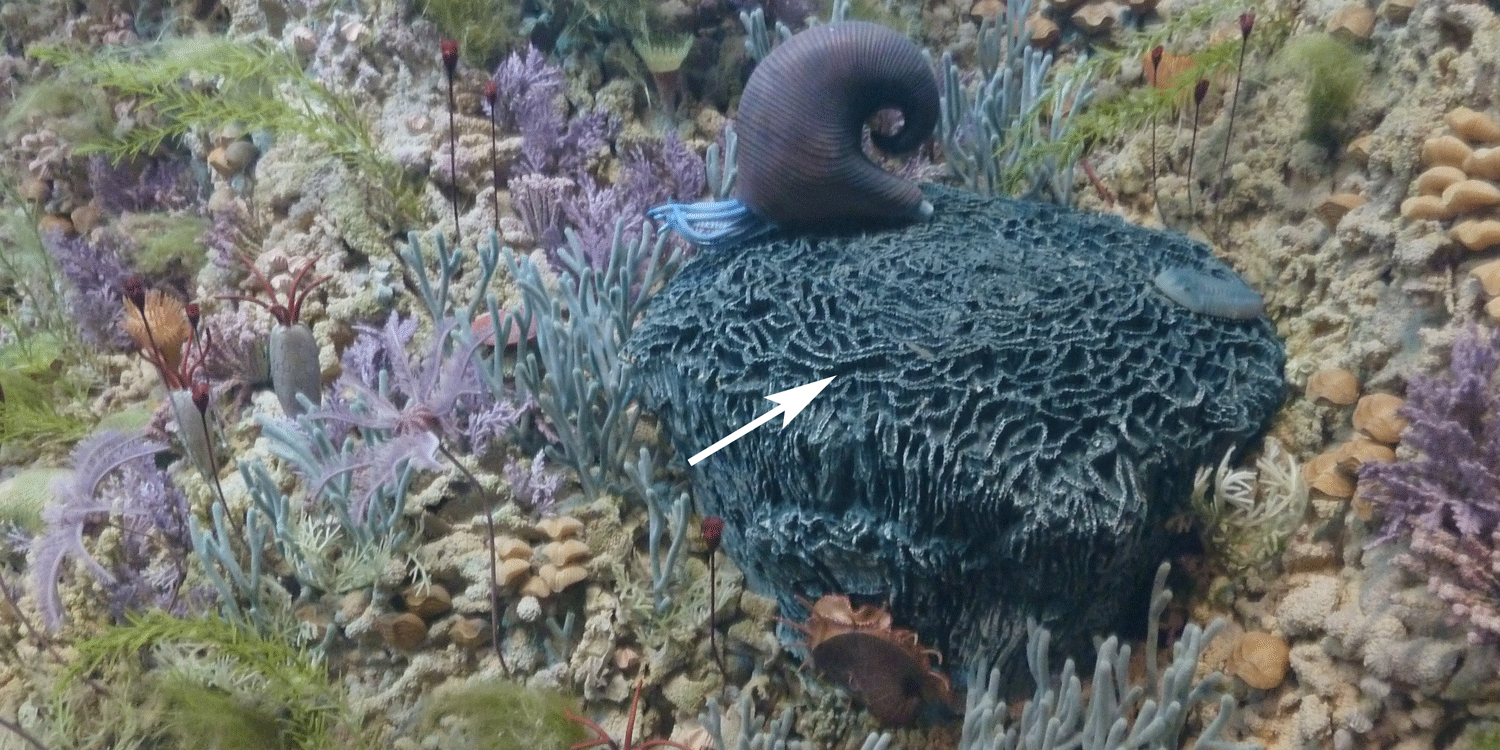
[733,21,940,226]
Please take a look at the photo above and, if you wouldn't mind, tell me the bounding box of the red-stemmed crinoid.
[566,680,693,750]
[220,250,330,328]
[787,595,958,726]
[220,251,331,416]
[123,277,213,390]
[121,277,226,503]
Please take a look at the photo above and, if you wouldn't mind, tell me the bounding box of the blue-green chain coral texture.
[632,20,1286,719]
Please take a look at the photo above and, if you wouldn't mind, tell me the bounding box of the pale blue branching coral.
[956,564,1257,750]
[697,565,1252,749]
[503,223,687,502]
[187,495,279,633]
[937,0,1096,204]
[238,452,413,596]
[396,223,690,509]
[625,446,690,613]
[702,691,807,750]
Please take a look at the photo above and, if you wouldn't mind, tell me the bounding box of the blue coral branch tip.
[647,199,778,248]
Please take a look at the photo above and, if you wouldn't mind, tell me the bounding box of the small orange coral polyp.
[1143,50,1196,91]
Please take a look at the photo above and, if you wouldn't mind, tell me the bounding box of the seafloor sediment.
[0,0,1498,749]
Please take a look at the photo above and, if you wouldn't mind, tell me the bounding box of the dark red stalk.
[125,280,228,533]
[1215,12,1255,207]
[441,39,461,244]
[485,79,500,239]
[1081,156,1116,206]
[436,442,508,672]
[0,717,49,750]
[702,515,726,681]
[192,377,230,511]
[1149,46,1164,225]
[1187,78,1209,226]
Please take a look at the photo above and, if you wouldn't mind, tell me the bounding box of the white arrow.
[688,376,836,466]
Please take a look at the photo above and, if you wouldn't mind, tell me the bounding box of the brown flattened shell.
[1305,368,1360,405]
[376,612,428,651]
[1353,393,1406,444]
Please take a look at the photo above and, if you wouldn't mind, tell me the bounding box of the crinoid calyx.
[122,289,191,375]
[791,595,956,726]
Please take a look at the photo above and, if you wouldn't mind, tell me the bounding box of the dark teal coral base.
[627,184,1286,684]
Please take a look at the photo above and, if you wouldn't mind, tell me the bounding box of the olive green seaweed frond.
[26,37,420,224]
[1275,32,1367,151]
[50,611,380,750]
[417,0,524,69]
[0,335,97,455]
[1058,1,1294,156]
[421,678,587,750]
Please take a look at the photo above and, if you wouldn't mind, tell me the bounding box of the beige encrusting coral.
[1305,367,1360,405]
[1228,630,1291,690]
[1404,108,1500,259]
[1351,393,1406,445]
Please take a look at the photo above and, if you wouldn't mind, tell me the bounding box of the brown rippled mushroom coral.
[788,595,957,726]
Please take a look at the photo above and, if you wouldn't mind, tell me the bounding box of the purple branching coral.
[1361,326,1500,645]
[204,204,257,272]
[487,46,709,270]
[489,46,563,133]
[510,173,572,249]
[41,228,134,349]
[87,155,196,214]
[503,450,564,517]
[563,133,707,267]
[32,429,192,629]
[489,46,618,177]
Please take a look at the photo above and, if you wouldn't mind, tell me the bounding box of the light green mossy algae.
[28,37,356,161]
[0,334,97,454]
[1461,721,1500,750]
[1063,4,1296,161]
[117,211,209,279]
[0,467,67,532]
[0,74,112,146]
[421,678,586,750]
[0,195,80,350]
[94,405,155,433]
[26,37,420,225]
[416,0,524,70]
[42,610,381,750]
[1276,32,1367,152]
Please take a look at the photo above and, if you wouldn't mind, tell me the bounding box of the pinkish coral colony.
[3,0,1500,749]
